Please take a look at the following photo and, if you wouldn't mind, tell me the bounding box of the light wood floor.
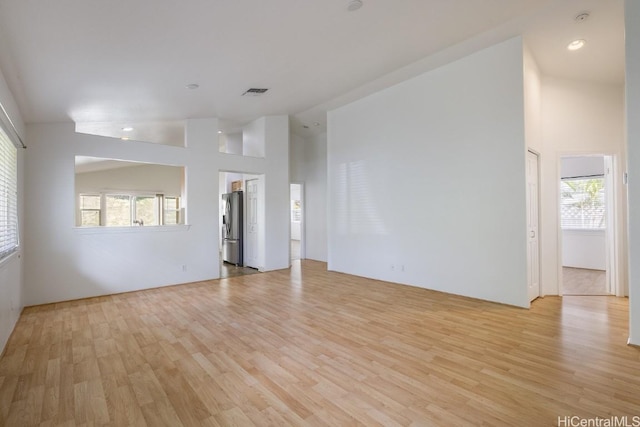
[1,260,638,426]
[219,263,260,279]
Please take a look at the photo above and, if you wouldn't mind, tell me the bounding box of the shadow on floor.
[220,262,260,279]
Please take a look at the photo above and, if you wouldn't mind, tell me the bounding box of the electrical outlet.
[182,265,187,272]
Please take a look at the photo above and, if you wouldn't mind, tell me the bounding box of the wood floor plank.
[39,384,58,423]
[139,400,184,427]
[156,366,212,424]
[213,406,256,427]
[1,260,639,425]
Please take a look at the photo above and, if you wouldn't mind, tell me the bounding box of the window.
[105,194,133,226]
[0,126,18,260]
[79,193,179,227]
[104,194,159,226]
[163,196,180,225]
[79,194,101,226]
[560,177,605,229]
[291,199,301,222]
[75,157,184,227]
[133,195,158,226]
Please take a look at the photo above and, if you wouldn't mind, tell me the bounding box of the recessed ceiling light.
[186,83,200,90]
[347,0,363,11]
[122,126,133,132]
[121,136,130,141]
[313,122,320,127]
[567,39,586,51]
[218,130,223,134]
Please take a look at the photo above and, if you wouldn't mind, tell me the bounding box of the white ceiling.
[0,0,625,139]
[75,156,146,174]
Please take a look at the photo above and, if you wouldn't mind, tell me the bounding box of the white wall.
[24,116,290,305]
[290,132,327,262]
[524,45,542,154]
[539,77,626,297]
[24,120,219,305]
[223,132,243,155]
[328,37,529,307]
[0,67,24,354]
[626,0,640,345]
[0,251,21,353]
[562,230,606,270]
[76,163,183,195]
[561,156,605,178]
[243,119,266,158]
[263,116,290,269]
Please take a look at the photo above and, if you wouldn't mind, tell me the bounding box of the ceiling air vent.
[242,88,269,96]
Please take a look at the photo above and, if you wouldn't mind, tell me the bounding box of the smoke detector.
[575,12,590,23]
[242,88,269,96]
[347,0,363,11]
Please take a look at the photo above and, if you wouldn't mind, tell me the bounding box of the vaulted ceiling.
[0,0,625,137]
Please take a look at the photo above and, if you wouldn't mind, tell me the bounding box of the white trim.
[73,224,191,234]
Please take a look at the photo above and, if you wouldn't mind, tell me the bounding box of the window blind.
[0,125,18,260]
[560,177,606,229]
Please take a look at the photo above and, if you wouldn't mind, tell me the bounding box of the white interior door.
[526,151,541,302]
[245,179,259,268]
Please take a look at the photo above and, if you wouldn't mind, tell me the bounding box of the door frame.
[556,152,623,297]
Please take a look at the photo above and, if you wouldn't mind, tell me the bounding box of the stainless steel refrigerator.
[222,191,243,265]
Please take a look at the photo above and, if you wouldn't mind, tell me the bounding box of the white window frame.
[78,192,181,227]
[162,195,181,225]
[0,124,18,261]
[79,194,101,227]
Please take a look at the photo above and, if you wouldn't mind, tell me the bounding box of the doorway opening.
[219,171,261,279]
[290,183,304,261]
[559,155,616,296]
